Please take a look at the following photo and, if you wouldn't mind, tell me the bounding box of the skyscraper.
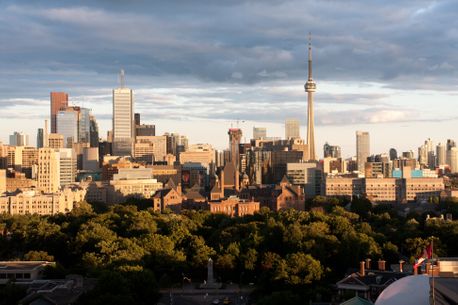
[436,143,446,166]
[228,128,243,170]
[89,115,99,148]
[37,148,60,193]
[78,108,91,144]
[304,33,317,161]
[112,70,134,156]
[56,108,78,148]
[37,128,44,148]
[356,131,370,174]
[285,119,300,139]
[50,92,69,133]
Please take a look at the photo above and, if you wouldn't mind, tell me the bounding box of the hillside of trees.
[0,197,458,304]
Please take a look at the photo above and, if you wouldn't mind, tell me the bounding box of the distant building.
[0,187,86,215]
[50,92,68,133]
[324,142,341,158]
[253,127,267,140]
[209,196,259,217]
[36,128,44,149]
[47,133,64,149]
[286,162,321,196]
[436,142,446,166]
[112,70,134,156]
[134,136,167,163]
[356,131,370,174]
[179,144,215,167]
[9,132,29,147]
[228,128,242,171]
[56,107,79,147]
[389,148,398,161]
[89,115,99,148]
[37,148,60,193]
[285,119,300,139]
[136,124,155,137]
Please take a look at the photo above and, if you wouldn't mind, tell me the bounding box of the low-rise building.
[0,261,54,281]
[209,196,259,217]
[0,186,86,215]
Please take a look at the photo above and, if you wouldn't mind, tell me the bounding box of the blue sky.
[0,0,457,157]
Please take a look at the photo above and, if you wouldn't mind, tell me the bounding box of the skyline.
[1,1,458,156]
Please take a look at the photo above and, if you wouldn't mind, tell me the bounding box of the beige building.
[134,136,167,162]
[47,133,64,149]
[325,177,364,198]
[403,178,445,202]
[37,148,60,193]
[356,131,370,174]
[0,187,86,215]
[58,148,76,187]
[365,178,399,202]
[109,168,163,204]
[179,144,215,167]
[113,82,134,156]
[324,176,444,203]
[0,169,6,194]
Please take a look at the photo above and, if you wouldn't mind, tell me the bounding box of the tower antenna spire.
[308,32,312,80]
[119,69,125,88]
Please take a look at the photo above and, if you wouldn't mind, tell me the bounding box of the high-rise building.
[356,131,370,174]
[112,70,134,156]
[446,139,456,166]
[389,148,397,160]
[37,148,60,193]
[37,128,44,148]
[9,132,29,146]
[304,33,317,161]
[323,142,341,158]
[285,119,300,139]
[50,92,69,133]
[56,108,78,148]
[448,147,458,173]
[228,128,243,170]
[78,108,91,144]
[58,148,76,187]
[253,127,267,140]
[89,115,99,148]
[436,143,446,166]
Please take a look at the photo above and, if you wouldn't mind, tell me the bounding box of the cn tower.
[304,33,316,161]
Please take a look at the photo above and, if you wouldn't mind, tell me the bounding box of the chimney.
[360,261,365,277]
[377,259,386,271]
[365,258,371,270]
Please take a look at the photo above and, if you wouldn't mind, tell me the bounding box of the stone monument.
[199,258,222,289]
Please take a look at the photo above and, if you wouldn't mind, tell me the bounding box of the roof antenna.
[119,69,125,88]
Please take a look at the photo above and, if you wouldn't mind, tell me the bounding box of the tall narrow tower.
[304,33,316,161]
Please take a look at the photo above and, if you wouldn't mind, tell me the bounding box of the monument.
[199,258,222,289]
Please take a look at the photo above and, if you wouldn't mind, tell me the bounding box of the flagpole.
[431,238,435,305]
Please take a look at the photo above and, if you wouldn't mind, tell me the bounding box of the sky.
[0,0,457,157]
